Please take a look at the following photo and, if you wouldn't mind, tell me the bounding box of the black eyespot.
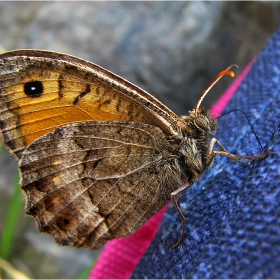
[24,81,44,97]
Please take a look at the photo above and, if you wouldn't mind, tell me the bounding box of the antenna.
[194,64,238,115]
[218,109,264,150]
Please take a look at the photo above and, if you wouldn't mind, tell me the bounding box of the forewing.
[19,121,180,249]
[0,50,181,159]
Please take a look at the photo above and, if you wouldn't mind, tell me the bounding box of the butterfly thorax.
[176,108,218,183]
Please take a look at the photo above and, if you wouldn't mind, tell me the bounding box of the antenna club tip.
[229,64,238,71]
[226,64,239,78]
[227,64,238,69]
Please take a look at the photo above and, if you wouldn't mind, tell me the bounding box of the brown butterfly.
[0,50,270,249]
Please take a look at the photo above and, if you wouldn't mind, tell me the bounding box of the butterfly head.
[190,108,217,135]
[180,108,217,139]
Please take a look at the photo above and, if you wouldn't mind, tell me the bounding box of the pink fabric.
[89,206,168,279]
[88,61,254,279]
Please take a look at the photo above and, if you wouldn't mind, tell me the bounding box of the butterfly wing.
[20,121,181,249]
[0,50,182,159]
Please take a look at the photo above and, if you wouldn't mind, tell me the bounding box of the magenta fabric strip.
[89,206,168,279]
[88,61,254,279]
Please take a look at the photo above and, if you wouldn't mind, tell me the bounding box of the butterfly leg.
[206,138,271,167]
[170,183,191,249]
[172,192,182,206]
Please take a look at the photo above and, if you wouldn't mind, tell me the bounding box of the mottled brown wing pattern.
[20,121,182,249]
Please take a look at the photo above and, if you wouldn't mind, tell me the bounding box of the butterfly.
[0,50,270,249]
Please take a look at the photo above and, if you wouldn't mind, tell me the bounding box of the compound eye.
[195,116,209,131]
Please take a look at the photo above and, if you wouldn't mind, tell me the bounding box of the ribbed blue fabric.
[132,28,280,279]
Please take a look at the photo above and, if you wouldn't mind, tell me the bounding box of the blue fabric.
[132,27,280,279]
